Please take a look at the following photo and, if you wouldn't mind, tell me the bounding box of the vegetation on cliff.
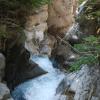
[70,35,100,71]
[0,0,51,38]
[69,0,100,71]
[0,0,100,71]
[0,0,51,52]
[78,0,100,34]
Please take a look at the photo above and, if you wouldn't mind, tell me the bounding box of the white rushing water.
[77,0,89,15]
[12,56,65,100]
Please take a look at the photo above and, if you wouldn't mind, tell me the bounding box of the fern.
[70,35,100,72]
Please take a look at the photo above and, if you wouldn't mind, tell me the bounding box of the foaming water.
[31,55,55,73]
[78,0,89,15]
[12,55,65,100]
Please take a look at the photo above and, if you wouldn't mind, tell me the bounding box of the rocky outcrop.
[11,56,66,100]
[64,65,100,100]
[47,0,78,37]
[51,43,79,69]
[0,53,13,100]
[5,43,47,91]
[25,5,48,54]
[0,83,13,100]
[39,35,56,56]
[24,0,78,55]
[0,53,5,81]
[78,0,100,35]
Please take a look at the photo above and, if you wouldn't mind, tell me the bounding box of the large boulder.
[51,43,79,69]
[11,56,66,100]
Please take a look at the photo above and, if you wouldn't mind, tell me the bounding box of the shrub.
[69,35,100,72]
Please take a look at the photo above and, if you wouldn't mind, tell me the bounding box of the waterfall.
[12,55,66,100]
[77,0,89,15]
[11,2,89,100]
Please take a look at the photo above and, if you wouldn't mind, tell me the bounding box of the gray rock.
[64,65,100,100]
[40,35,56,56]
[91,96,99,100]
[0,53,5,81]
[74,65,100,100]
[0,83,13,100]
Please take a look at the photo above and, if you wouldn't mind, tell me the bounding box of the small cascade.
[64,0,89,44]
[12,55,66,100]
[77,0,89,15]
[30,56,55,73]
[65,23,80,39]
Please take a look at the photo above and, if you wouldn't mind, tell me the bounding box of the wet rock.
[5,43,47,91]
[64,65,100,100]
[0,83,13,100]
[91,96,99,100]
[74,65,100,100]
[0,53,5,81]
[11,56,65,100]
[52,43,78,68]
[54,94,67,100]
[65,23,81,44]
[25,5,48,31]
[39,35,56,56]
[34,23,48,42]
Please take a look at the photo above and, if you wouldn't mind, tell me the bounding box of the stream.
[12,56,66,100]
[11,2,88,99]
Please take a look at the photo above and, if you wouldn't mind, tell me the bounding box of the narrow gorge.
[0,0,100,100]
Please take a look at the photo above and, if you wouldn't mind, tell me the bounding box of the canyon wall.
[47,0,78,37]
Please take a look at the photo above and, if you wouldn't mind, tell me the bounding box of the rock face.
[51,43,78,69]
[11,56,66,100]
[25,5,48,54]
[0,53,13,100]
[5,43,47,91]
[47,0,78,37]
[0,53,5,81]
[0,83,13,100]
[74,65,100,100]
[39,35,56,56]
[64,65,100,100]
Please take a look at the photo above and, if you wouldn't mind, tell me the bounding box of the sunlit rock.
[64,65,100,100]
[47,0,78,37]
[25,5,48,54]
[39,35,56,56]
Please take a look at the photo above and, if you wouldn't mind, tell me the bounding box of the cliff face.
[47,0,78,37]
[24,5,48,54]
[24,0,78,54]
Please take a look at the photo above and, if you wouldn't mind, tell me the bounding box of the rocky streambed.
[0,0,100,100]
[0,51,100,100]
